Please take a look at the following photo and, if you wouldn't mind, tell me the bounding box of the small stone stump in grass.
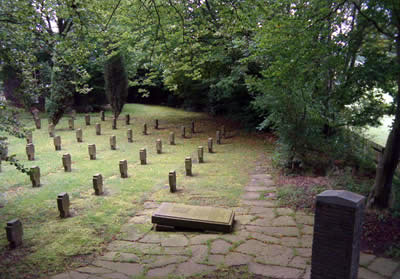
[143,123,148,135]
[181,126,186,138]
[5,219,23,249]
[34,117,41,129]
[198,146,204,163]
[185,157,192,176]
[76,129,83,142]
[68,118,74,130]
[156,139,162,154]
[93,174,103,195]
[311,190,365,279]
[30,166,40,187]
[26,131,32,144]
[119,160,128,178]
[140,148,147,165]
[95,123,101,135]
[169,170,176,193]
[112,117,117,130]
[88,144,96,160]
[26,143,35,161]
[216,131,221,144]
[48,124,55,137]
[169,132,175,145]
[57,192,70,218]
[191,120,195,134]
[154,119,159,129]
[125,114,130,125]
[100,111,105,121]
[53,136,61,151]
[127,129,133,143]
[110,135,117,150]
[208,138,213,153]
[85,114,90,126]
[62,153,71,172]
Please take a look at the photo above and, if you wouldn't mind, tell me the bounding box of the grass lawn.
[0,104,271,279]
[364,115,393,146]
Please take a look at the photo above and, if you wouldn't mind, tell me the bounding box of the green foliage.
[104,52,128,118]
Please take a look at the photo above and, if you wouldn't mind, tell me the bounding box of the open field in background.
[364,115,393,146]
[0,104,271,278]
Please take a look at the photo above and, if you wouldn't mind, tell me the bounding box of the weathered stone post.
[154,119,159,129]
[125,114,130,125]
[48,124,55,137]
[127,129,133,143]
[140,148,147,165]
[191,120,195,134]
[88,144,96,160]
[93,174,103,195]
[198,146,204,163]
[216,131,221,144]
[169,170,176,193]
[110,135,116,150]
[100,111,105,121]
[30,166,40,187]
[68,118,74,130]
[34,117,41,129]
[119,160,128,178]
[221,125,226,138]
[85,114,90,125]
[169,132,175,145]
[5,219,23,249]
[143,123,147,135]
[76,128,83,142]
[208,138,213,153]
[181,126,186,138]
[95,123,101,135]
[54,136,61,151]
[156,139,162,154]
[57,193,70,218]
[26,131,32,144]
[112,117,117,130]
[26,143,35,161]
[62,153,72,172]
[71,110,76,120]
[311,190,365,279]
[185,157,192,176]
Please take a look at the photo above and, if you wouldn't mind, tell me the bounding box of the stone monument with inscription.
[119,160,128,178]
[185,157,192,176]
[169,170,177,193]
[57,192,70,218]
[208,138,213,153]
[26,143,35,161]
[93,174,103,195]
[140,148,147,165]
[53,136,61,150]
[62,153,72,172]
[127,129,133,142]
[156,139,162,154]
[198,146,204,163]
[30,166,40,187]
[95,123,101,135]
[143,123,147,135]
[5,219,23,249]
[88,144,96,160]
[110,135,116,150]
[76,129,83,142]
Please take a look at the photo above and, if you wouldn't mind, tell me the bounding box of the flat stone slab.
[92,260,143,276]
[176,261,216,277]
[146,264,176,278]
[210,239,231,254]
[368,257,400,277]
[241,192,261,200]
[152,203,234,233]
[241,200,276,207]
[249,262,304,278]
[224,252,253,266]
[358,267,386,279]
[244,186,276,192]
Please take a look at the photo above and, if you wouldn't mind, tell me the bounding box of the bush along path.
[50,154,400,279]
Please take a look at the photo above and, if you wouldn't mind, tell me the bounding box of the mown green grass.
[0,104,270,279]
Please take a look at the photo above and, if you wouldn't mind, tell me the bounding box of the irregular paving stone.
[107,241,134,252]
[210,239,231,254]
[128,215,149,224]
[161,235,188,247]
[288,256,309,269]
[92,260,143,276]
[299,235,313,248]
[302,265,311,279]
[296,248,312,258]
[146,264,176,278]
[368,257,400,277]
[224,252,253,266]
[232,207,250,215]
[145,255,187,268]
[176,261,216,277]
[139,233,163,244]
[241,192,261,200]
[190,245,209,263]
[235,239,267,255]
[220,234,247,243]
[248,262,304,278]
[99,252,139,263]
[271,216,296,226]
[207,254,225,265]
[358,267,386,279]
[76,266,113,274]
[359,253,376,267]
[115,242,162,255]
[280,237,301,247]
[163,246,190,255]
[245,226,300,237]
[68,271,90,279]
[255,245,294,266]
[301,225,314,235]
[50,273,70,279]
[102,273,130,279]
[245,186,276,192]
[249,207,276,215]
[249,217,274,227]
[276,208,294,216]
[190,234,219,245]
[119,225,145,241]
[295,214,314,225]
[241,200,276,207]
[235,215,254,225]
[250,232,280,244]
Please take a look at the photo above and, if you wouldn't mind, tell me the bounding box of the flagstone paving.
[51,163,400,279]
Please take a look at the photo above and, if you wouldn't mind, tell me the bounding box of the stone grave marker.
[127,129,133,142]
[156,139,162,154]
[169,132,175,145]
[152,203,235,233]
[76,129,83,142]
[54,136,61,150]
[140,148,147,165]
[71,109,76,120]
[0,145,7,160]
[48,124,55,137]
[185,157,192,176]
[30,166,40,187]
[311,190,365,279]
[62,153,72,172]
[208,138,213,153]
[216,131,221,144]
[26,143,35,161]
[169,170,176,193]
[119,160,128,178]
[26,131,32,144]
[100,111,105,121]
[110,135,117,150]
[68,118,74,130]
[154,119,159,129]
[95,123,101,135]
[57,192,70,218]
[5,219,23,249]
[198,146,204,163]
[143,123,147,135]
[34,117,41,129]
[112,117,117,130]
[125,114,130,125]
[93,174,103,195]
[85,114,90,125]
[181,126,186,138]
[191,120,195,134]
[88,144,96,160]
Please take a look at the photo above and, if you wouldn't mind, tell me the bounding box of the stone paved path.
[51,162,400,279]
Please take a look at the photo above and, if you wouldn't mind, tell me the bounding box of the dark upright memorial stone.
[181,126,186,138]
[110,135,116,150]
[30,166,40,187]
[26,143,35,161]
[5,219,23,249]
[93,174,103,195]
[311,190,365,279]
[208,138,213,153]
[191,120,195,134]
[76,128,83,142]
[140,148,147,165]
[112,117,117,130]
[85,114,90,125]
[156,139,162,154]
[54,135,61,150]
[185,157,192,176]
[154,119,159,129]
[125,114,130,125]
[169,170,176,193]
[100,111,105,121]
[127,129,133,142]
[68,119,74,130]
[95,123,101,135]
[62,153,72,172]
[143,123,147,135]
[119,160,128,178]
[216,131,221,144]
[57,192,70,218]
[88,144,96,160]
[169,132,175,145]
[198,146,204,163]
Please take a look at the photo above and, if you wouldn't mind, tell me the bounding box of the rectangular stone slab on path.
[152,203,235,233]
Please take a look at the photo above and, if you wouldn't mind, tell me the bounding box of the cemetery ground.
[0,104,399,279]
